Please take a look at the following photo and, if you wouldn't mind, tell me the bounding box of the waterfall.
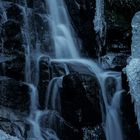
[105,91,123,140]
[49,59,124,140]
[28,84,39,112]
[0,0,124,139]
[92,71,123,140]
[20,1,44,139]
[45,0,79,58]
[44,0,123,135]
[105,74,124,140]
[46,77,63,112]
[27,84,43,140]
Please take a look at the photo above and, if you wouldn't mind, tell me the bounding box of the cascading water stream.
[27,84,43,140]
[20,1,45,139]
[46,77,63,112]
[45,0,123,138]
[13,0,124,139]
[93,1,123,138]
[104,72,123,140]
[45,0,79,59]
[49,60,124,140]
[106,91,123,140]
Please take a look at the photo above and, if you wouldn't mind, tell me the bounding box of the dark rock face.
[34,13,50,52]
[6,4,24,25]
[0,76,30,112]
[64,0,140,71]
[64,0,97,57]
[61,73,102,128]
[105,0,140,54]
[121,91,140,140]
[121,72,140,140]
[38,59,104,139]
[64,0,140,59]
[2,20,21,40]
[0,19,24,80]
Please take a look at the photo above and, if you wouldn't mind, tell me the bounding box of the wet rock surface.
[61,73,102,129]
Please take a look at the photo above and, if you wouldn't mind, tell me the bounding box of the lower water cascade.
[106,91,123,140]
[1,0,138,140]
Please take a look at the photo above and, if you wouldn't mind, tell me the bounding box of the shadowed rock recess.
[0,0,140,140]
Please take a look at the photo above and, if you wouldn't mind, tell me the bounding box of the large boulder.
[61,73,102,128]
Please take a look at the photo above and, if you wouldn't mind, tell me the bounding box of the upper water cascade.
[45,0,80,59]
